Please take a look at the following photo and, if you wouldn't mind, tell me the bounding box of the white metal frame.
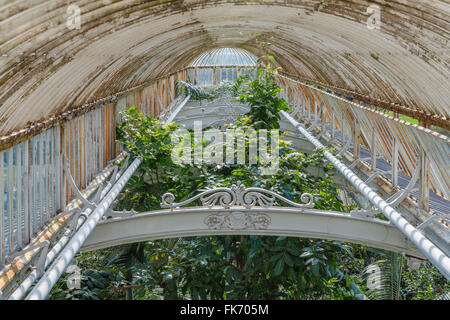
[281,111,450,280]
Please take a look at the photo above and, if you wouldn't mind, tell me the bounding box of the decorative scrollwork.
[161,193,176,207]
[201,190,235,208]
[161,181,314,210]
[204,211,271,230]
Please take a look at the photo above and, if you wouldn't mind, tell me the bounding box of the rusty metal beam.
[0,68,190,152]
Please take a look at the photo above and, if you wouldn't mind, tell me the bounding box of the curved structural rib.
[82,207,424,259]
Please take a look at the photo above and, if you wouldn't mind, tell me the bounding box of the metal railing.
[275,74,449,210]
[0,70,189,296]
[281,111,450,280]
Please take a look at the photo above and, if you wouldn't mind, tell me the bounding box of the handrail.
[25,157,142,300]
[281,111,450,280]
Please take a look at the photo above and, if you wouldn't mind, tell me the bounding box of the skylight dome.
[188,48,258,86]
[190,48,257,67]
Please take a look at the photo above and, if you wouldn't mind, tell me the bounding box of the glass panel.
[190,48,257,67]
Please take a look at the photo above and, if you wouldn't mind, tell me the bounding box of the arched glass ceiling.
[0,1,449,135]
[190,48,257,67]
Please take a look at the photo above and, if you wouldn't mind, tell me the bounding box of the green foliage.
[175,80,215,101]
[50,268,119,300]
[52,104,364,299]
[175,80,236,101]
[49,62,447,301]
[117,106,179,169]
[173,236,357,300]
[364,251,404,300]
[401,262,450,300]
[234,59,291,130]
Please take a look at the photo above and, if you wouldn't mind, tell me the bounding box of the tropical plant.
[53,100,364,299]
[400,260,450,300]
[234,57,291,130]
[364,251,404,300]
[175,80,214,101]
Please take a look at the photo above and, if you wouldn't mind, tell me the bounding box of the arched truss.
[82,182,422,256]
[83,207,424,259]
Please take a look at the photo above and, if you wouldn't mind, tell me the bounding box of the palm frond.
[364,252,404,300]
[104,243,147,270]
[436,291,450,300]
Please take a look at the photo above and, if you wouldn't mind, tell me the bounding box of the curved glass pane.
[190,48,257,67]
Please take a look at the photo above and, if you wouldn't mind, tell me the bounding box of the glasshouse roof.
[0,1,449,137]
[190,48,258,66]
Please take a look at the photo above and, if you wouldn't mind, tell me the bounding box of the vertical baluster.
[95,109,98,171]
[24,140,30,244]
[77,117,82,189]
[84,114,88,185]
[321,103,326,132]
[371,126,377,172]
[352,118,361,159]
[41,133,46,225]
[80,116,84,189]
[113,104,117,157]
[75,117,79,189]
[330,112,335,139]
[109,105,113,160]
[32,137,38,237]
[418,150,430,213]
[307,98,311,120]
[98,108,102,169]
[67,121,72,202]
[86,113,91,182]
[44,131,50,224]
[165,78,169,106]
[8,147,14,255]
[71,119,76,199]
[61,123,67,208]
[0,150,4,266]
[314,102,318,122]
[107,106,111,162]
[392,137,399,188]
[94,109,98,172]
[93,110,97,172]
[90,111,94,178]
[299,97,304,116]
[104,106,108,165]
[17,143,22,249]
[48,130,53,218]
[99,108,104,169]
[54,126,60,215]
[39,133,44,229]
[80,116,85,188]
